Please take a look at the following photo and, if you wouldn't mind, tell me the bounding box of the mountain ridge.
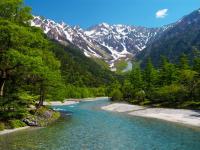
[31,8,200,70]
[31,17,169,70]
[137,8,200,67]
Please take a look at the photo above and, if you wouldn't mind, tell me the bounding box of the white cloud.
[156,9,168,18]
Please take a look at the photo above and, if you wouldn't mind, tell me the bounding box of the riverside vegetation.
[0,0,116,131]
[0,0,200,133]
[110,54,200,109]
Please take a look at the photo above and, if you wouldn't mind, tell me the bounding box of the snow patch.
[87,47,102,58]
[64,30,73,42]
[85,30,96,36]
[84,51,91,57]
[101,22,110,28]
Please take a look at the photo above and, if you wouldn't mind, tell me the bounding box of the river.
[122,61,132,72]
[0,98,200,150]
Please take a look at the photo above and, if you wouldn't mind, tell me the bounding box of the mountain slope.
[48,40,116,87]
[31,17,167,70]
[137,9,200,67]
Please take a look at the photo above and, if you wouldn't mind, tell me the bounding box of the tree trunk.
[0,79,5,97]
[38,84,45,108]
[0,70,6,97]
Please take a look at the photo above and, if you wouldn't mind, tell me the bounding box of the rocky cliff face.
[31,16,169,69]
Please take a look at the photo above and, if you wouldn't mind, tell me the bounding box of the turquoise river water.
[0,98,200,150]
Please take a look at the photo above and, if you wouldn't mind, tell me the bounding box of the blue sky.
[25,0,200,29]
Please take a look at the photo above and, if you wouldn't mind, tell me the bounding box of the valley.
[0,0,200,150]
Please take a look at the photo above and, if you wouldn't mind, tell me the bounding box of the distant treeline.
[109,53,200,109]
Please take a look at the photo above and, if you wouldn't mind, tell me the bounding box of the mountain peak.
[61,21,66,27]
[100,22,110,28]
[31,16,168,70]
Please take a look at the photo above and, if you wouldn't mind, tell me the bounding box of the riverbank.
[0,126,30,135]
[102,103,200,127]
[44,97,108,106]
[0,97,107,136]
[0,106,61,136]
[44,100,79,106]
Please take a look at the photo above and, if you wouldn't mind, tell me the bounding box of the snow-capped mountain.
[31,16,169,69]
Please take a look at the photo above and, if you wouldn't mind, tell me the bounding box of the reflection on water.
[0,98,200,150]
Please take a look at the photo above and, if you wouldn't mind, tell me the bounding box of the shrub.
[140,99,151,106]
[9,120,26,129]
[152,84,186,103]
[110,89,123,101]
[37,110,61,127]
[36,106,48,116]
[135,90,146,101]
[35,107,61,127]
[51,111,60,120]
[0,122,5,131]
[180,101,200,109]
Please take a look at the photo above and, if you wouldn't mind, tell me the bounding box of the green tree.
[193,50,200,73]
[0,19,66,116]
[143,58,158,96]
[110,89,123,101]
[153,84,185,104]
[129,66,143,90]
[179,54,190,70]
[126,65,144,101]
[121,79,132,100]
[179,69,198,99]
[159,57,178,86]
[0,0,32,24]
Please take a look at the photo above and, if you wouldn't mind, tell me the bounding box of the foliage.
[115,59,128,73]
[0,0,117,122]
[0,0,32,25]
[9,119,26,129]
[135,90,146,101]
[49,41,116,87]
[118,55,200,109]
[51,111,60,121]
[152,84,186,103]
[110,89,123,101]
[0,122,5,131]
[34,106,61,127]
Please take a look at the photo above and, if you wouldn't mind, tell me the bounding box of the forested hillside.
[49,41,118,98]
[50,41,116,87]
[0,0,116,124]
[137,9,200,67]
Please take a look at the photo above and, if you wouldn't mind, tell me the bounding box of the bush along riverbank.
[0,106,60,133]
[109,55,200,110]
[23,106,61,127]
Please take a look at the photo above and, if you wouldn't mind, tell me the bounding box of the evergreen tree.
[159,57,178,86]
[143,58,158,96]
[193,50,200,73]
[179,54,190,70]
[127,65,144,101]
